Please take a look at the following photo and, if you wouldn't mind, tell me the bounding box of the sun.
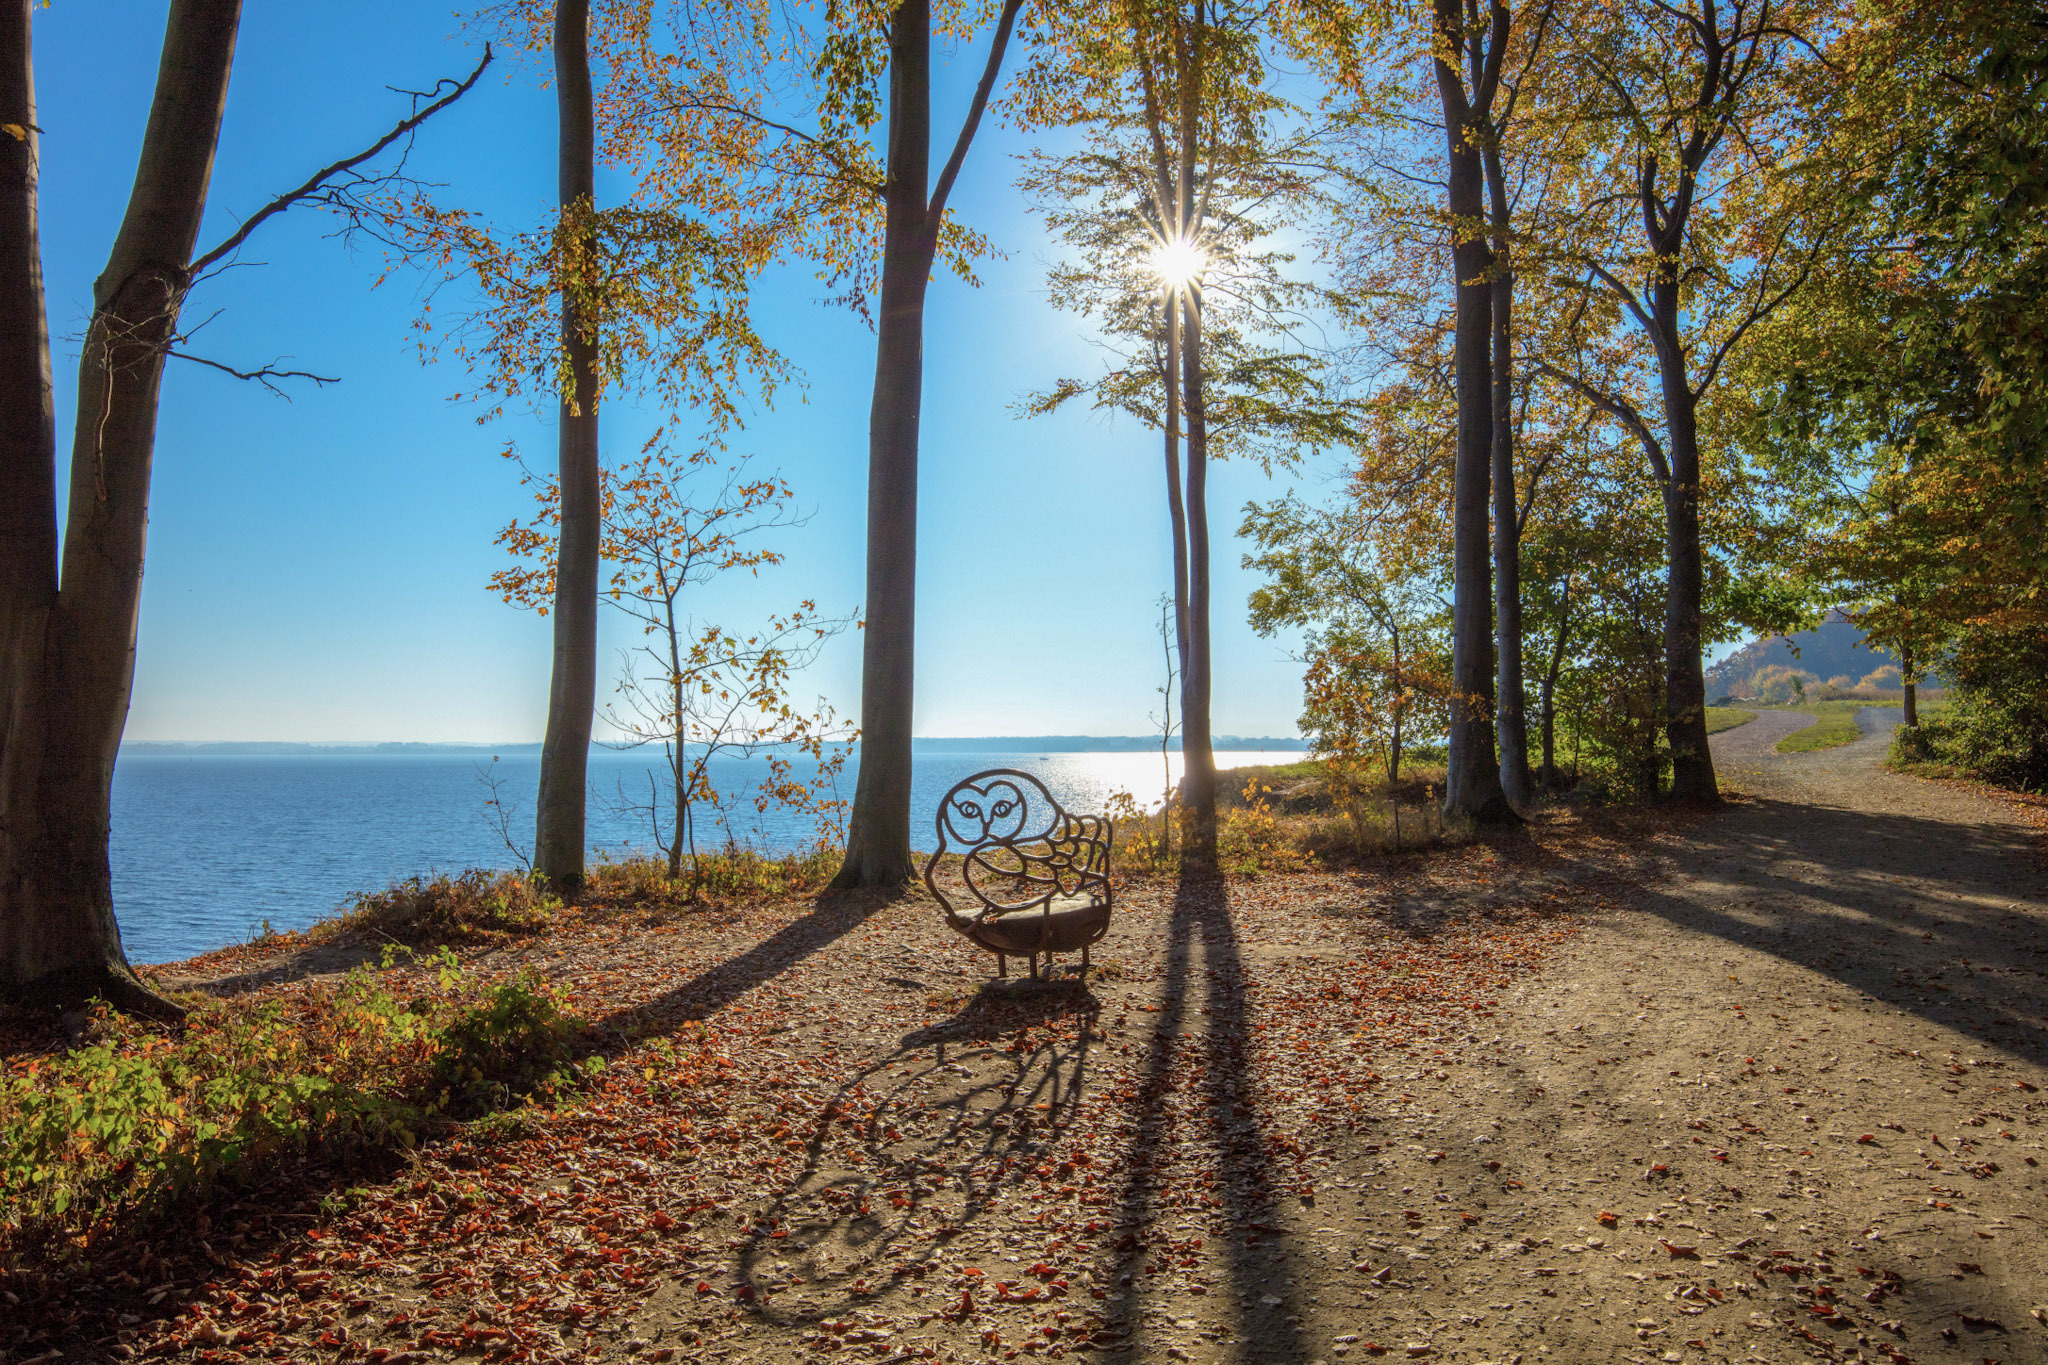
[1151,236,1207,291]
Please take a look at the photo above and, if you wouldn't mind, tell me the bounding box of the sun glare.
[1151,237,1207,290]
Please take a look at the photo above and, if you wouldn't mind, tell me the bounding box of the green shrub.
[1911,693,2048,790]
[0,953,592,1257]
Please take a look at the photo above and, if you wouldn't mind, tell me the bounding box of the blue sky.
[37,3,1331,743]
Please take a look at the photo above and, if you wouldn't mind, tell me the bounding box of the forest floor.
[12,708,2048,1365]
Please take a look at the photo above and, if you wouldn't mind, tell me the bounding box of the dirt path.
[20,719,2048,1365]
[1429,706,2048,1365]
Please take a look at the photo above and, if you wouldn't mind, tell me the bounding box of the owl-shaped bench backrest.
[921,769,1113,925]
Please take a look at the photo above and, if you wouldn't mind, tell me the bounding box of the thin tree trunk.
[1484,148,1528,808]
[1389,627,1404,785]
[1651,284,1717,803]
[1,0,241,1013]
[1171,0,1218,859]
[534,0,601,891]
[1179,284,1217,856]
[1161,297,1190,691]
[1434,0,1513,826]
[1900,643,1918,727]
[837,0,935,888]
[1539,580,1571,789]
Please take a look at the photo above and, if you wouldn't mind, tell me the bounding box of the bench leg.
[1081,944,1090,976]
[1028,952,1039,981]
[997,952,1006,979]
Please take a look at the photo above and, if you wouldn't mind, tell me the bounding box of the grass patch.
[1113,759,1468,876]
[1704,706,1756,734]
[1773,700,1891,753]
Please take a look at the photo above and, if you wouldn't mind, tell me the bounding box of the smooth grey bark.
[1168,1,1217,858]
[0,0,243,1013]
[1901,643,1918,728]
[836,0,1023,887]
[1482,144,1529,808]
[1179,284,1218,856]
[1433,0,1515,825]
[1160,295,1190,718]
[534,0,602,890]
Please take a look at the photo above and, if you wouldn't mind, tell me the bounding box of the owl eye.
[991,799,1013,818]
[957,800,982,820]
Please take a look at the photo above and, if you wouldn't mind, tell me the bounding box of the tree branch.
[925,0,1026,234]
[190,48,492,277]
[1534,360,1672,485]
[169,350,340,398]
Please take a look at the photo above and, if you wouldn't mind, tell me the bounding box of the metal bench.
[921,769,1114,980]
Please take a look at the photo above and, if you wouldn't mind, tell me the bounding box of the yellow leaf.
[0,123,29,143]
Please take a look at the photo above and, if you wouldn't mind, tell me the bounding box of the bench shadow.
[725,978,1101,1328]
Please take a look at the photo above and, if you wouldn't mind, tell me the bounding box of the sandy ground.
[16,712,2047,1365]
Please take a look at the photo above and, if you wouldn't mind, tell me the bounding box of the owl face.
[936,772,1054,850]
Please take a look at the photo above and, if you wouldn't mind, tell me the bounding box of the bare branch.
[190,49,493,276]
[168,350,340,398]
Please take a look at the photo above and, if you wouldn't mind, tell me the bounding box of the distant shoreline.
[122,736,1310,757]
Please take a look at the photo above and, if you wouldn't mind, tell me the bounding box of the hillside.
[1706,609,1910,694]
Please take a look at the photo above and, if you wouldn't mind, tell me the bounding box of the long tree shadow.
[2,884,902,1363]
[1621,790,2048,1059]
[591,885,898,1036]
[1090,864,1314,1364]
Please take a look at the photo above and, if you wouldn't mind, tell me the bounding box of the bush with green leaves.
[1,952,594,1258]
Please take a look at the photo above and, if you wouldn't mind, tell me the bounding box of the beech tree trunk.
[534,0,601,890]
[1179,286,1218,857]
[835,0,1021,886]
[1161,296,1190,705]
[1160,292,1190,856]
[1650,276,1717,803]
[1,0,61,1002]
[1433,0,1514,825]
[836,1,931,888]
[1489,246,1529,808]
[1538,581,1571,789]
[1901,644,1918,727]
[0,0,242,1012]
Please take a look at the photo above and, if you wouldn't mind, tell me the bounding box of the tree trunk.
[534,0,601,891]
[1,0,57,984]
[1539,582,1571,789]
[1651,286,1717,803]
[1161,296,1190,692]
[1433,0,1514,826]
[1179,285,1217,857]
[836,0,934,888]
[1900,643,1918,727]
[1,0,241,1013]
[1489,246,1529,808]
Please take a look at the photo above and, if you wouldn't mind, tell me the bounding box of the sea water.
[109,748,1297,964]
